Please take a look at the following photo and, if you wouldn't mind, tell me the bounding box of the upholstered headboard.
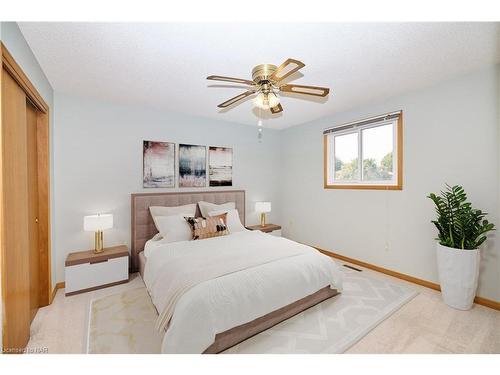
[130,190,245,271]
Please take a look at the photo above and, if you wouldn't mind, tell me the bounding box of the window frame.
[323,112,403,190]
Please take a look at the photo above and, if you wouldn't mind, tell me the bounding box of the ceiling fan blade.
[280,84,330,97]
[217,90,256,108]
[207,75,255,86]
[269,58,305,83]
[270,103,283,114]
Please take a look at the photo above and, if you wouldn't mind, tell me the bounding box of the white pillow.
[150,232,163,241]
[209,208,246,232]
[150,203,196,230]
[198,201,235,218]
[153,214,193,243]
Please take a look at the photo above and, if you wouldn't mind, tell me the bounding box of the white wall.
[1,23,54,103]
[280,65,500,301]
[53,66,500,301]
[4,21,497,302]
[53,93,282,283]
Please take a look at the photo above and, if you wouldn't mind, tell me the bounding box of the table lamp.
[255,202,271,227]
[84,214,113,253]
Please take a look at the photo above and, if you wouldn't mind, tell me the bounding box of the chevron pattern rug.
[87,268,417,354]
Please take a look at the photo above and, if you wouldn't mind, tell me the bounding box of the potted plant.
[428,184,495,310]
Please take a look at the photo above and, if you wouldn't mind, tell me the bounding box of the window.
[324,111,403,190]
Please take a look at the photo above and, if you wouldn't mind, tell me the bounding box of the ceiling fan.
[207,58,330,114]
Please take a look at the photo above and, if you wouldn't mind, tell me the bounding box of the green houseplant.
[428,184,495,310]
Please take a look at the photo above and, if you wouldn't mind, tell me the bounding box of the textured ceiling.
[18,22,500,129]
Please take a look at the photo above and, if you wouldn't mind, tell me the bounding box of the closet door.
[26,100,40,322]
[1,69,31,349]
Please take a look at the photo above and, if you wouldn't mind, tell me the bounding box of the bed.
[131,190,342,353]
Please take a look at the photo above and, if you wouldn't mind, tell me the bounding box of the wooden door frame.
[0,42,51,328]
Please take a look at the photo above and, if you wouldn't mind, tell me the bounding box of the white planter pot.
[436,243,480,310]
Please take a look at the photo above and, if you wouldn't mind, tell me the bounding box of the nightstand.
[65,245,129,296]
[246,224,282,237]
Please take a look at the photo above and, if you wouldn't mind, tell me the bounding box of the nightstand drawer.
[65,255,128,295]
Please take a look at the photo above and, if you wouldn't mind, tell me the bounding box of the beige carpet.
[87,269,418,354]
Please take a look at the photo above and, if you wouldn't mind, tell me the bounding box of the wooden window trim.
[323,113,403,190]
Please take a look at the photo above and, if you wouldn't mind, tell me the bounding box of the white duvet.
[143,230,343,353]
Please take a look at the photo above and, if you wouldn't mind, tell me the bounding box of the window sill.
[324,183,402,190]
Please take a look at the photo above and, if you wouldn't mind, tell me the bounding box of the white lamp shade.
[84,214,113,231]
[255,202,271,213]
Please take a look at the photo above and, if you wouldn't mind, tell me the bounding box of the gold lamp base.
[94,230,104,253]
[260,213,266,227]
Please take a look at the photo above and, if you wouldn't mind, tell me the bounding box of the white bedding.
[143,230,343,353]
[143,234,168,258]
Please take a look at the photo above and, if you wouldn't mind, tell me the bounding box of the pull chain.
[258,107,263,142]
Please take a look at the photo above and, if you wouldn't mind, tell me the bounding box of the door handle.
[35,218,39,223]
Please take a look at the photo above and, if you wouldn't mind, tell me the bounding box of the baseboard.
[50,282,65,304]
[47,251,500,310]
[315,246,500,311]
[473,296,500,311]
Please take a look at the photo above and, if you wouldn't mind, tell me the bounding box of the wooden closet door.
[26,100,40,322]
[1,69,31,349]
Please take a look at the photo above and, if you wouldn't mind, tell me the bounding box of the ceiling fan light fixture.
[207,58,329,114]
[254,92,280,110]
[268,92,280,108]
[254,92,267,109]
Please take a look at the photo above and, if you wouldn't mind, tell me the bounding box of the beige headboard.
[130,190,245,271]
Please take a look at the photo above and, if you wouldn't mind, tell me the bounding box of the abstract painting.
[209,147,233,186]
[179,144,206,187]
[143,141,175,188]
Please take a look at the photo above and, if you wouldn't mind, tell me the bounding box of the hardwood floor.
[26,264,499,354]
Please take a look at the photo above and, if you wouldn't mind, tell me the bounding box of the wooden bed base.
[139,252,339,353]
[205,286,339,353]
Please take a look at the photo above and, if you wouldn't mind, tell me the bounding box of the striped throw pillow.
[184,213,229,240]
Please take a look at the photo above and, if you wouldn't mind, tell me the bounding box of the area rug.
[87,268,418,354]
[87,287,163,354]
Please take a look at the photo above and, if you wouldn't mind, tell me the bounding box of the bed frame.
[130,190,339,353]
[130,190,246,272]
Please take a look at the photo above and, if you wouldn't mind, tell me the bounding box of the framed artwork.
[143,140,175,188]
[209,147,233,186]
[178,144,207,187]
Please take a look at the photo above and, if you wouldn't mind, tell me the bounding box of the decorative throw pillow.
[184,213,229,240]
[208,208,246,232]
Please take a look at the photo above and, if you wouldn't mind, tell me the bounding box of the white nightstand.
[65,245,129,296]
[246,224,282,237]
